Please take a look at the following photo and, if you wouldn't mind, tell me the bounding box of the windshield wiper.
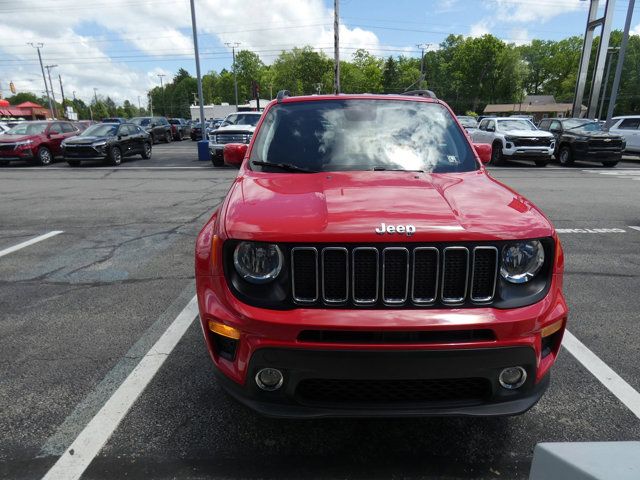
[372,166,424,172]
[251,160,319,173]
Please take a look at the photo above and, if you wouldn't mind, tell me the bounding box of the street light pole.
[416,43,430,89]
[157,73,165,115]
[44,65,58,117]
[333,0,340,94]
[93,87,99,105]
[225,42,240,110]
[606,0,635,125]
[190,0,206,139]
[28,43,54,118]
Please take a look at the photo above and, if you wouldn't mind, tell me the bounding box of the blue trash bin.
[197,140,210,162]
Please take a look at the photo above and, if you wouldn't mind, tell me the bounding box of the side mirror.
[223,143,248,167]
[550,128,561,133]
[473,143,492,164]
[119,132,129,138]
[486,126,495,132]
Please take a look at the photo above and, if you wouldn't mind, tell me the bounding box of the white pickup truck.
[471,117,555,167]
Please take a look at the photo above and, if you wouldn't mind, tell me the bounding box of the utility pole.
[93,87,99,105]
[190,0,207,155]
[148,93,154,116]
[606,0,635,125]
[58,74,66,118]
[137,95,141,110]
[28,43,54,118]
[157,73,165,115]
[333,0,340,94]
[416,43,430,89]
[225,42,240,110]
[44,64,58,117]
[72,90,77,101]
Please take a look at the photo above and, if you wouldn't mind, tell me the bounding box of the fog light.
[255,368,284,391]
[499,366,527,389]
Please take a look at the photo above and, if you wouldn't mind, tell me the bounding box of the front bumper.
[63,147,108,160]
[574,149,622,161]
[503,146,554,159]
[197,271,567,418]
[214,346,550,418]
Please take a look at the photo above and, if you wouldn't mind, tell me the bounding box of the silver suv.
[471,117,555,167]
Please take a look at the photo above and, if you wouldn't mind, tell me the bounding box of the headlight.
[504,136,516,142]
[92,140,107,147]
[233,242,283,284]
[500,240,545,284]
[15,140,33,146]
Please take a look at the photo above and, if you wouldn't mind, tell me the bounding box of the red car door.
[46,123,66,156]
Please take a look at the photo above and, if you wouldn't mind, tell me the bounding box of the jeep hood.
[223,171,554,243]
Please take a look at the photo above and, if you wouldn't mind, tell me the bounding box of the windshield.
[225,113,261,126]
[497,119,537,131]
[168,119,181,124]
[565,119,603,131]
[6,123,47,135]
[131,118,151,126]
[250,100,477,173]
[81,124,118,136]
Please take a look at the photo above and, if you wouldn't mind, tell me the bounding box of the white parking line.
[41,295,199,480]
[563,330,640,420]
[629,226,640,232]
[0,231,63,258]
[556,228,626,234]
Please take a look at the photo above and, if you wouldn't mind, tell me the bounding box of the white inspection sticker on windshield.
[447,155,459,164]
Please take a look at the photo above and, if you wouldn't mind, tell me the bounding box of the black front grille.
[322,248,348,302]
[442,248,469,302]
[291,244,498,307]
[296,377,492,405]
[0,144,16,151]
[297,329,496,344]
[471,248,498,301]
[65,145,99,156]
[512,137,552,147]
[589,138,623,150]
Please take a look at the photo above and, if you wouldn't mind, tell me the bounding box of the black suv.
[130,116,172,144]
[62,122,152,166]
[538,118,625,167]
[168,118,191,141]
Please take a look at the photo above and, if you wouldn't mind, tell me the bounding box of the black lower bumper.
[214,347,549,418]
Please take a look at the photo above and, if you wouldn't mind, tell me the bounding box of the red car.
[0,121,79,166]
[195,92,567,418]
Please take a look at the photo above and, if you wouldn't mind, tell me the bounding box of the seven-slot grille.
[291,245,498,307]
[588,138,623,149]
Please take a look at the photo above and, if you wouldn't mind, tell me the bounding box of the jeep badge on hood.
[375,223,416,236]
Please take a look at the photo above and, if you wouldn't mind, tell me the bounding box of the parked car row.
[0,120,153,167]
[458,114,628,167]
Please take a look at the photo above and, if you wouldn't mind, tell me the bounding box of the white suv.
[472,117,555,166]
[608,116,640,153]
[208,112,262,167]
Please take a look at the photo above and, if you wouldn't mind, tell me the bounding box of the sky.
[1,0,639,108]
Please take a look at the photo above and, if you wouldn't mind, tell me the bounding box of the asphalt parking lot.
[1,142,640,479]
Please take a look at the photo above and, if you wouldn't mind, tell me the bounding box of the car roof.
[273,93,439,105]
[612,115,640,119]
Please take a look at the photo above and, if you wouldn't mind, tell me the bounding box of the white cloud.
[470,20,493,38]
[468,0,588,40]
[495,0,586,23]
[0,0,383,106]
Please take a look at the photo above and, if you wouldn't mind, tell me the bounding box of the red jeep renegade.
[195,91,567,418]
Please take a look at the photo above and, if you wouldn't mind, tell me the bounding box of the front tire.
[108,146,122,166]
[558,146,574,166]
[37,147,53,166]
[165,131,172,143]
[490,143,504,166]
[141,142,152,159]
